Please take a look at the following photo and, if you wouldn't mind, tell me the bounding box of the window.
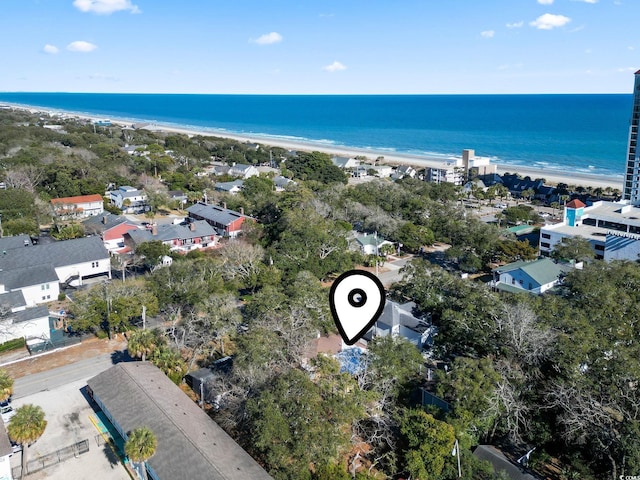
[519,279,523,284]
[541,242,550,248]
[541,233,551,239]
[91,261,100,268]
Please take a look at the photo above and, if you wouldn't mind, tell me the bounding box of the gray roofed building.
[0,290,26,312]
[0,265,58,290]
[364,300,436,350]
[124,220,217,253]
[273,175,296,191]
[228,163,258,178]
[215,179,244,194]
[0,236,109,273]
[11,305,49,324]
[83,212,130,233]
[87,362,272,480]
[187,202,251,238]
[0,234,32,253]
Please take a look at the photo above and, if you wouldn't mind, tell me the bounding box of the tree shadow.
[102,441,122,469]
[110,349,133,365]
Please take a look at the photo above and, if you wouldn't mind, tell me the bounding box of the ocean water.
[0,92,631,178]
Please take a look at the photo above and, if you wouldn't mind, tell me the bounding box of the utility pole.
[142,305,146,330]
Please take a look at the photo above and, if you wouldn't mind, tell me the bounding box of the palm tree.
[7,404,47,479]
[124,426,157,480]
[127,329,165,362]
[0,369,14,402]
[150,346,187,385]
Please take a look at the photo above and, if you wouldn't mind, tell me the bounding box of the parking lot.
[9,378,130,480]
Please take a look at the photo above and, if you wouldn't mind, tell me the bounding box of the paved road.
[378,256,412,287]
[13,353,130,399]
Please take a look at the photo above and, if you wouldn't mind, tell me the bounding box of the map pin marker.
[329,270,386,345]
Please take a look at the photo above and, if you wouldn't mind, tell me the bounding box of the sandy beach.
[155,124,624,190]
[13,104,625,190]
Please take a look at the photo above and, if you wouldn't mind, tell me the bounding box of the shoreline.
[5,102,624,190]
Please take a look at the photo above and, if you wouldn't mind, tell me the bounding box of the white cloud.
[530,13,571,30]
[481,30,495,38]
[43,44,59,54]
[253,32,283,45]
[537,0,554,4]
[323,61,346,72]
[73,0,140,14]
[506,21,524,28]
[572,0,597,3]
[67,40,98,52]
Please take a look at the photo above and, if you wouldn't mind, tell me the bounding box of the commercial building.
[623,69,640,204]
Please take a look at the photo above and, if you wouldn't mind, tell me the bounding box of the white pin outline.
[329,270,386,345]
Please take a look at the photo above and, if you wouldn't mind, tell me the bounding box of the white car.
[1,404,15,424]
[495,203,508,209]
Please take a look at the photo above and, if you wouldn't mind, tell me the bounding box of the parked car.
[495,203,508,209]
[1,404,15,424]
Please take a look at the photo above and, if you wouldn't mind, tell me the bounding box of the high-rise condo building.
[623,69,640,204]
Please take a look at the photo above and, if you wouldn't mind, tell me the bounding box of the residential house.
[332,156,360,169]
[87,362,273,480]
[228,163,259,179]
[109,186,148,214]
[491,258,565,294]
[354,233,393,255]
[167,190,188,207]
[273,176,296,192]
[83,213,139,254]
[363,300,436,351]
[0,235,110,297]
[124,220,217,254]
[0,290,51,345]
[187,202,252,238]
[51,194,104,219]
[367,165,394,178]
[215,179,244,195]
[393,165,417,180]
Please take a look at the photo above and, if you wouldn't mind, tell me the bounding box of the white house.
[332,156,360,169]
[215,180,244,195]
[367,165,394,178]
[363,300,436,351]
[0,290,52,345]
[109,186,148,213]
[228,164,259,179]
[354,233,393,255]
[51,194,104,219]
[0,235,111,302]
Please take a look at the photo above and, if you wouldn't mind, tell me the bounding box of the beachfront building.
[424,149,496,186]
[623,69,640,205]
[332,156,360,169]
[539,199,640,261]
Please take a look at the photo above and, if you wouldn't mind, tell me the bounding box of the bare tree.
[4,165,44,193]
[496,302,556,367]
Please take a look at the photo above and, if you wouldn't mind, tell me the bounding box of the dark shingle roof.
[0,235,32,253]
[0,291,26,311]
[0,265,58,290]
[187,202,248,227]
[0,237,109,273]
[11,306,49,324]
[125,221,216,245]
[83,212,130,232]
[87,363,272,480]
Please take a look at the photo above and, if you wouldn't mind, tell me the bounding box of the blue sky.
[2,0,639,94]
